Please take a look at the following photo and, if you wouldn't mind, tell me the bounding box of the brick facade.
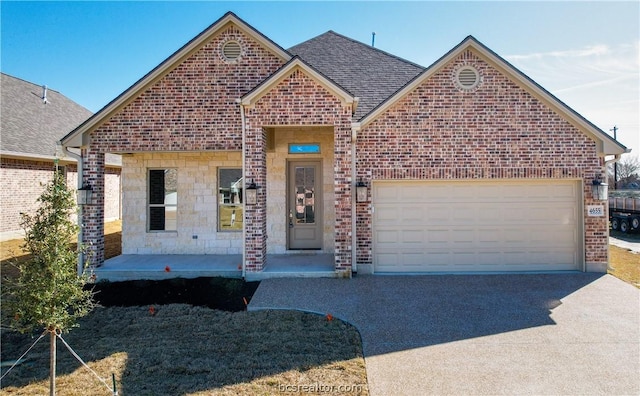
[0,157,120,239]
[244,69,353,273]
[82,147,106,267]
[83,25,285,267]
[72,17,614,274]
[91,25,284,153]
[356,50,607,268]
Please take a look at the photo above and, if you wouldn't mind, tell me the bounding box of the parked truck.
[609,197,640,233]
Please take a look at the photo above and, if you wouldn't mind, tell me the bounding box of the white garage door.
[373,180,582,273]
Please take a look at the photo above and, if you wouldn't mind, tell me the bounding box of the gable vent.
[222,41,242,61]
[456,66,480,89]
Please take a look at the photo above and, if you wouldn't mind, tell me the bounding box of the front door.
[288,161,323,249]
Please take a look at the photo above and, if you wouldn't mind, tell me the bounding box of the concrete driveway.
[248,274,640,395]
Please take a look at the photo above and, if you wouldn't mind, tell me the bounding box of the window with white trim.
[148,169,177,231]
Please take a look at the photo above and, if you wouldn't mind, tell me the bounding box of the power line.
[611,125,618,190]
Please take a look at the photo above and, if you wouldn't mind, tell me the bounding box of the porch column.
[585,168,609,272]
[81,147,105,268]
[334,122,353,274]
[244,124,267,272]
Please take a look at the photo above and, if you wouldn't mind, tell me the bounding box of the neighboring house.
[0,73,121,241]
[61,12,626,278]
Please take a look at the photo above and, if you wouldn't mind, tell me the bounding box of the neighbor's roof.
[1,73,121,166]
[288,31,424,120]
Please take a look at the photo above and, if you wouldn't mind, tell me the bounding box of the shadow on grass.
[1,284,366,394]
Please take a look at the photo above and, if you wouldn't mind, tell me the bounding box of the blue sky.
[2,1,638,157]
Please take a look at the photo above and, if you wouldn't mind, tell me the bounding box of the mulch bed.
[89,277,260,312]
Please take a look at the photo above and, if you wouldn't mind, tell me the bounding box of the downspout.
[59,143,84,276]
[351,123,360,274]
[604,153,624,170]
[238,99,247,279]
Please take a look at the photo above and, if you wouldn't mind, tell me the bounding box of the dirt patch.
[1,307,367,395]
[608,245,640,288]
[90,277,260,312]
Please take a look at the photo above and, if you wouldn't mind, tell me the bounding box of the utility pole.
[611,125,618,190]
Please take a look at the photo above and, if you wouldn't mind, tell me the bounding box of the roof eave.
[0,149,121,167]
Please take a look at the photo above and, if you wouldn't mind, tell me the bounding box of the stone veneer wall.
[356,49,606,269]
[266,127,335,254]
[121,152,242,255]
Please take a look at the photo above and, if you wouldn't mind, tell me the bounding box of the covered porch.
[93,253,336,282]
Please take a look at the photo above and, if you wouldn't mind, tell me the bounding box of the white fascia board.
[0,150,121,167]
[0,150,72,163]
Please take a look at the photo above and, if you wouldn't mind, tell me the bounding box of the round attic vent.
[222,41,242,61]
[456,66,480,89]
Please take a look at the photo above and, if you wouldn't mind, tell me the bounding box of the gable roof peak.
[358,34,626,156]
[62,10,291,147]
[306,29,426,70]
[241,55,357,111]
[288,29,425,120]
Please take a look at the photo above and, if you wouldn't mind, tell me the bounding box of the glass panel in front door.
[295,166,315,224]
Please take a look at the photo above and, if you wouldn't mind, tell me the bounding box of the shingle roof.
[1,73,121,165]
[288,31,425,120]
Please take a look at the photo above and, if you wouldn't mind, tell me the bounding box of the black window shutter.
[149,207,166,231]
[149,170,166,230]
[149,170,165,204]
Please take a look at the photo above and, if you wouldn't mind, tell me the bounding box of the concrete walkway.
[248,274,640,395]
[610,236,640,253]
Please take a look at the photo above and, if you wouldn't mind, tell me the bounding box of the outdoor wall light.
[356,180,368,203]
[591,176,608,201]
[245,180,258,205]
[77,185,93,205]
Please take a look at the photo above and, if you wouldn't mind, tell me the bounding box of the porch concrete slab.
[245,253,337,280]
[248,274,640,395]
[95,254,242,282]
